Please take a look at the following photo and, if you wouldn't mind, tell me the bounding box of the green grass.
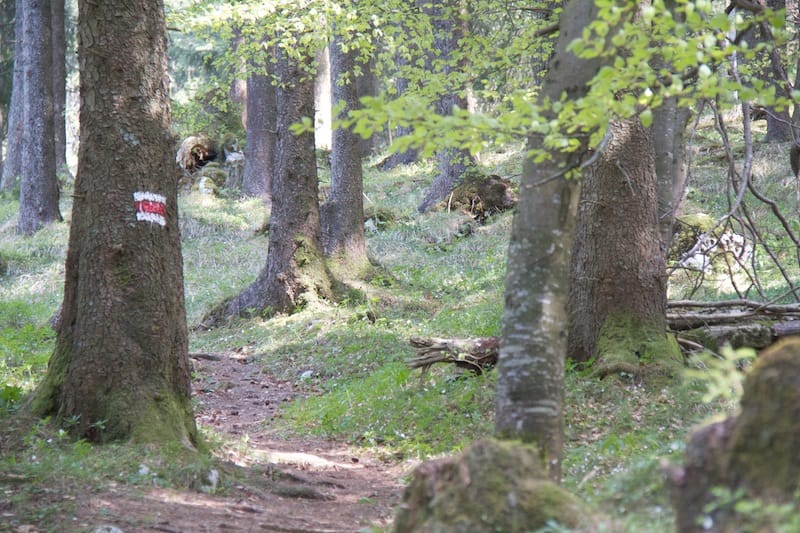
[1,133,797,530]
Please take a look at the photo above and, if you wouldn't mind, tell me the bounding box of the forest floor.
[8,352,408,533]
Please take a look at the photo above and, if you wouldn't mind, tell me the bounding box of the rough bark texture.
[200,50,332,326]
[241,47,275,200]
[567,118,681,378]
[321,31,369,272]
[18,0,62,234]
[495,0,605,482]
[30,0,196,446]
[51,0,70,179]
[666,338,800,532]
[1,0,23,192]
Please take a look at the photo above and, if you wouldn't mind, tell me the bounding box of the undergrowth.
[0,132,793,530]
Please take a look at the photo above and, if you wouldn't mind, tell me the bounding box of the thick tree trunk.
[567,119,681,376]
[241,50,275,200]
[201,48,333,326]
[18,0,61,234]
[321,30,369,271]
[1,0,23,192]
[495,0,607,482]
[30,0,196,446]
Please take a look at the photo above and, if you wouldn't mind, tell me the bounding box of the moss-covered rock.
[667,337,800,532]
[393,439,597,532]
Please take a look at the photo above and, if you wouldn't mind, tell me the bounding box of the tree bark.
[1,0,23,192]
[201,47,333,325]
[18,0,62,234]
[417,0,474,214]
[241,46,276,200]
[51,0,71,180]
[30,0,196,446]
[0,0,14,180]
[321,29,369,271]
[495,0,606,482]
[567,118,681,376]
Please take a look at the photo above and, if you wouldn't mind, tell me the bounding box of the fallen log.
[407,337,499,375]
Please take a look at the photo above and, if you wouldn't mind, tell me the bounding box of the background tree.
[1,0,22,192]
[0,0,13,180]
[18,0,61,235]
[417,0,475,213]
[31,0,196,445]
[201,39,333,325]
[321,15,369,272]
[240,42,276,200]
[51,0,71,179]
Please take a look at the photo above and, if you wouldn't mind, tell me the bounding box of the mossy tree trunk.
[567,118,681,377]
[202,47,333,325]
[495,0,608,482]
[18,0,62,234]
[30,0,196,446]
[321,26,369,273]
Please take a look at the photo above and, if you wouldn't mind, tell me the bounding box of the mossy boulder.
[393,439,597,532]
[667,337,800,532]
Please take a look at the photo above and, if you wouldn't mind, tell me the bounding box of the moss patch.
[393,439,596,532]
[594,312,683,381]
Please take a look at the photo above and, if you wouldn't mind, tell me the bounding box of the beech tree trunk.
[1,0,23,192]
[18,0,61,234]
[201,48,333,325]
[495,0,607,482]
[31,0,196,446]
[321,29,369,271]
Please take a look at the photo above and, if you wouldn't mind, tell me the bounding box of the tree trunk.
[18,0,62,235]
[51,0,71,180]
[567,118,681,376]
[653,96,691,251]
[321,29,369,272]
[241,47,276,200]
[417,0,474,214]
[30,0,197,446]
[495,0,607,482]
[201,48,333,326]
[378,56,418,170]
[1,0,23,192]
[0,0,14,180]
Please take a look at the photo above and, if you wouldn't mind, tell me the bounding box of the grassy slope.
[1,127,792,529]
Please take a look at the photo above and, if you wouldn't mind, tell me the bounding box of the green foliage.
[685,345,756,404]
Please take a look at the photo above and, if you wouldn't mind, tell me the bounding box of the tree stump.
[393,439,597,532]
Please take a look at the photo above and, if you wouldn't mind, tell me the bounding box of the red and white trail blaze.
[133,191,166,227]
